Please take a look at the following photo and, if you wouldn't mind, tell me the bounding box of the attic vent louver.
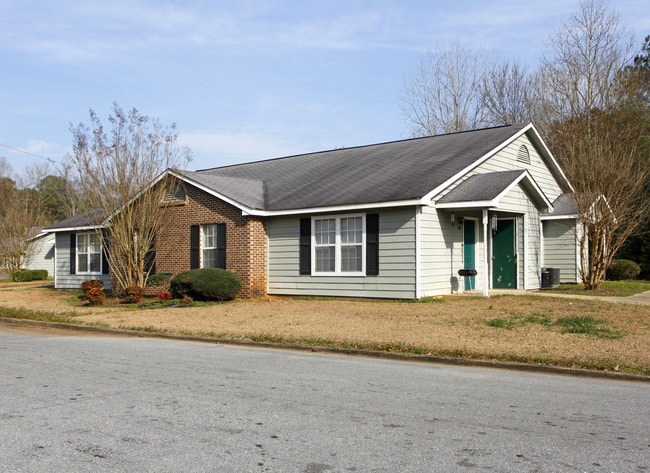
[162,183,187,203]
[517,144,530,164]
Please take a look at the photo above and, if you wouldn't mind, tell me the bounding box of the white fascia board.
[172,170,424,217]
[46,225,103,233]
[422,123,574,203]
[244,199,424,217]
[436,200,498,209]
[541,214,578,221]
[497,170,553,209]
[525,123,575,193]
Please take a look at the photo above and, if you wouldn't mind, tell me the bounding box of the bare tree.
[481,59,534,125]
[402,39,487,136]
[0,162,46,272]
[550,109,649,289]
[68,104,191,292]
[533,0,634,135]
[537,1,645,290]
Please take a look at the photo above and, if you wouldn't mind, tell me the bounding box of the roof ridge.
[195,123,522,172]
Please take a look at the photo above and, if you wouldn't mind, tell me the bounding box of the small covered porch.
[435,170,553,297]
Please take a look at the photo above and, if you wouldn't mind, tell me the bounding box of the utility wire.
[0,142,58,165]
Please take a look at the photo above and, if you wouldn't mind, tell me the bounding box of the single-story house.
[23,228,55,275]
[45,123,580,298]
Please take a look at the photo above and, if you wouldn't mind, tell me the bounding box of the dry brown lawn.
[1,282,649,374]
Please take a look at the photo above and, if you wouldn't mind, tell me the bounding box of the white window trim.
[76,232,102,275]
[200,224,218,269]
[311,213,366,276]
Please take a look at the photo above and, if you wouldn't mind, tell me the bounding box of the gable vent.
[517,144,530,164]
[162,183,187,203]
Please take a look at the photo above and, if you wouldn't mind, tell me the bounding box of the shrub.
[31,269,48,280]
[146,272,172,287]
[85,287,106,306]
[124,285,144,304]
[170,268,242,301]
[81,280,104,291]
[607,259,641,281]
[155,291,172,303]
[11,270,32,282]
[11,269,48,282]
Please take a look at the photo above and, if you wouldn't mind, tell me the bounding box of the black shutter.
[190,225,200,269]
[69,233,76,275]
[299,218,311,275]
[102,247,110,275]
[101,231,110,275]
[216,223,226,269]
[366,214,379,276]
[144,247,156,275]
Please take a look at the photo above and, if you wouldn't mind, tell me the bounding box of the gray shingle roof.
[546,193,578,216]
[195,124,529,211]
[437,170,527,204]
[45,208,104,230]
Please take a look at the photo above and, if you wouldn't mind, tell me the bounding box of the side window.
[300,214,378,276]
[76,233,102,274]
[190,223,226,270]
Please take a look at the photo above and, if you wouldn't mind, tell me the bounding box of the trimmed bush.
[146,272,172,287]
[86,287,106,306]
[11,269,48,282]
[607,259,641,281]
[170,268,242,301]
[31,270,48,280]
[81,280,104,291]
[124,285,145,304]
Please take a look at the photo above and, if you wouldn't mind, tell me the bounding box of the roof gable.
[436,170,552,210]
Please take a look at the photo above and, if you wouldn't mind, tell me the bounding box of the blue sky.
[1,0,648,180]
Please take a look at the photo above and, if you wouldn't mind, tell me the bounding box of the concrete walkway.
[488,289,650,305]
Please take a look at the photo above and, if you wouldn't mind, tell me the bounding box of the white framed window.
[312,214,365,275]
[77,232,102,274]
[201,224,219,268]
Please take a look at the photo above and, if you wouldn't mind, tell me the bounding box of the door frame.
[491,217,518,289]
[463,217,478,291]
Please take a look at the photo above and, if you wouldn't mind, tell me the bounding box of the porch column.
[482,209,489,297]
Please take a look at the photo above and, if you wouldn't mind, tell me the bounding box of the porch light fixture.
[450,213,456,225]
[491,214,498,235]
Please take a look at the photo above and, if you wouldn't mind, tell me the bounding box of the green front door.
[463,219,476,290]
[492,219,517,289]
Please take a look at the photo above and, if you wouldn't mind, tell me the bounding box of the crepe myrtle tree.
[68,104,191,292]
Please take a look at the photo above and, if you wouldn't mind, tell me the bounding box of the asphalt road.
[0,325,648,472]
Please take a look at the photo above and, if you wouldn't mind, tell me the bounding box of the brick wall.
[156,184,267,298]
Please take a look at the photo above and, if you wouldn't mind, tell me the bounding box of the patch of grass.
[402,296,445,304]
[548,280,650,297]
[554,316,626,339]
[487,312,625,340]
[0,306,77,323]
[487,312,552,330]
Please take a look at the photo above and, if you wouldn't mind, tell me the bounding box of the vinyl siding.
[54,232,111,289]
[267,207,416,299]
[435,135,564,204]
[543,219,580,283]
[470,135,564,201]
[498,185,542,289]
[419,206,482,296]
[24,233,55,275]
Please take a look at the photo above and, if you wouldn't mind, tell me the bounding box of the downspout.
[482,209,489,297]
[415,206,422,299]
[523,215,528,290]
